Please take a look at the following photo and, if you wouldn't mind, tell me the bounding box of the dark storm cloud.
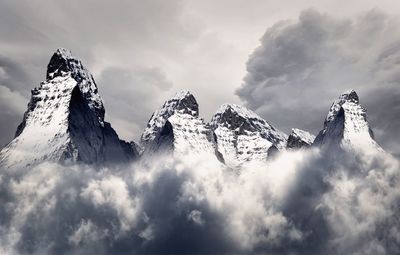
[0,148,399,254]
[237,9,400,155]
[0,57,29,147]
[0,56,31,93]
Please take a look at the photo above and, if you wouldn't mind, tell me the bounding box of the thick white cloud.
[0,147,399,254]
[80,175,140,233]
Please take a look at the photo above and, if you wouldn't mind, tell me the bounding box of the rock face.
[0,48,137,168]
[140,90,198,148]
[141,91,221,159]
[287,128,315,149]
[313,90,382,152]
[210,104,287,168]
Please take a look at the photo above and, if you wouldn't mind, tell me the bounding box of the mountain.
[0,48,386,168]
[0,48,137,168]
[210,104,287,168]
[287,128,315,149]
[140,91,222,159]
[313,90,382,153]
[140,90,198,148]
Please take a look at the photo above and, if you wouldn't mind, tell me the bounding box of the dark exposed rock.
[287,128,315,149]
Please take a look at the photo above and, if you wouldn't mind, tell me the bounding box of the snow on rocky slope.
[313,90,382,153]
[140,91,222,159]
[287,128,315,149]
[140,90,198,147]
[210,103,287,169]
[0,48,137,168]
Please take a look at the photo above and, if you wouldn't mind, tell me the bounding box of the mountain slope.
[140,91,221,159]
[140,90,198,148]
[0,48,137,168]
[287,128,315,149]
[210,104,287,168]
[313,90,382,153]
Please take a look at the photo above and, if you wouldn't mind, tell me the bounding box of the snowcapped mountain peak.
[47,48,104,122]
[211,103,287,147]
[140,90,199,147]
[173,89,193,100]
[314,90,382,153]
[56,47,73,58]
[140,90,222,160]
[47,48,85,80]
[0,49,137,168]
[169,90,198,116]
[326,89,359,123]
[338,89,359,103]
[211,103,269,129]
[210,103,287,168]
[211,103,270,132]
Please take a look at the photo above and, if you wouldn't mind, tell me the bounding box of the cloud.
[0,147,399,254]
[80,175,140,233]
[0,85,27,147]
[0,56,31,94]
[236,9,400,155]
[0,56,32,146]
[97,66,173,141]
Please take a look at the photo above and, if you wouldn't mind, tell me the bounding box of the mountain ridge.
[0,49,384,168]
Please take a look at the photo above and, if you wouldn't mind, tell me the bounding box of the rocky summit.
[210,103,287,168]
[313,90,382,153]
[0,48,137,168]
[140,90,222,161]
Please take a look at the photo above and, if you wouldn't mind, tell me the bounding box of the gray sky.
[0,0,399,155]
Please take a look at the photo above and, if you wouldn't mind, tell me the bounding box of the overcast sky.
[0,0,399,155]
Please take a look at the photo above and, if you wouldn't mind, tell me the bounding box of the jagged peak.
[47,48,88,81]
[313,89,382,152]
[55,48,73,59]
[211,103,274,132]
[214,103,264,121]
[326,89,360,123]
[44,48,105,121]
[172,90,193,100]
[211,103,287,145]
[160,90,199,117]
[140,90,199,147]
[211,103,287,166]
[1,49,136,168]
[338,89,359,104]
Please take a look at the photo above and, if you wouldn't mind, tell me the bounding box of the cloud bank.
[0,148,399,254]
[237,9,400,156]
